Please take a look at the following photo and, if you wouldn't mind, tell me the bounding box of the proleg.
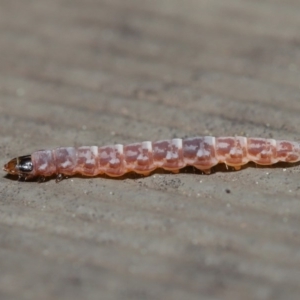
[3,136,300,182]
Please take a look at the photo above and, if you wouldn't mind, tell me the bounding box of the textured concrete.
[1,1,300,299]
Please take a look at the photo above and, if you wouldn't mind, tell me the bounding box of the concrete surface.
[1,0,300,299]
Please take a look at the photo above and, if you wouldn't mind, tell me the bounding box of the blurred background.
[1,1,300,299]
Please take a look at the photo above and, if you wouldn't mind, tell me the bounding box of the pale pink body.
[30,136,300,177]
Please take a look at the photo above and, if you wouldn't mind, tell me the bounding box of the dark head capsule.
[3,155,33,175]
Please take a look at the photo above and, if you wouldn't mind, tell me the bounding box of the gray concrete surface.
[1,1,300,299]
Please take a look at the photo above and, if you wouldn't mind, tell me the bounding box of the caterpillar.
[3,136,300,182]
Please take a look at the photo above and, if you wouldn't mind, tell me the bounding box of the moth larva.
[3,136,300,182]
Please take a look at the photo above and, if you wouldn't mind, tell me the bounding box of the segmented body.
[3,136,300,181]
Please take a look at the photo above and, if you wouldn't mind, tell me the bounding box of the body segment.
[3,136,300,181]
